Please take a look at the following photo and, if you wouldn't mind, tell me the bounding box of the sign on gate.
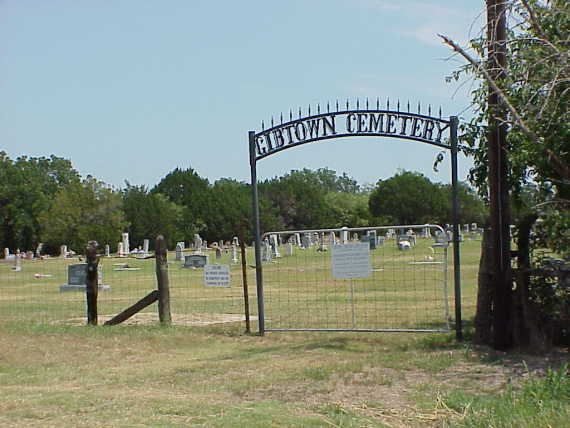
[204,265,230,287]
[331,243,371,279]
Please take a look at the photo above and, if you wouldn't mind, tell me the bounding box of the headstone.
[262,239,272,262]
[464,224,470,233]
[368,231,377,250]
[122,232,130,256]
[215,247,222,261]
[105,245,110,257]
[176,241,185,250]
[231,245,239,263]
[397,234,416,246]
[35,243,43,258]
[11,254,21,272]
[232,236,239,247]
[117,242,124,257]
[421,227,432,238]
[286,242,293,256]
[60,263,110,292]
[270,234,281,257]
[143,239,150,255]
[317,233,327,252]
[60,245,67,259]
[3,248,9,259]
[183,254,208,268]
[341,227,349,244]
[397,240,411,251]
[25,251,34,260]
[175,242,184,261]
[329,231,337,245]
[294,233,301,247]
[194,234,203,253]
[471,223,478,231]
[301,233,311,249]
[377,236,385,247]
[433,231,449,246]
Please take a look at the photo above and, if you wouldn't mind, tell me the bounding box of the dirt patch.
[61,312,257,326]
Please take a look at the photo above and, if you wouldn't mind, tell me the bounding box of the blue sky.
[1,0,485,189]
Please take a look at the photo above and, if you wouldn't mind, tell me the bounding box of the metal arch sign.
[253,110,451,162]
[248,101,462,340]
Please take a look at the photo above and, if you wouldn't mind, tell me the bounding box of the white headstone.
[122,233,130,256]
[117,242,124,257]
[232,236,239,247]
[341,227,349,244]
[231,245,239,263]
[175,243,184,261]
[270,234,281,258]
[60,245,67,259]
[286,242,293,256]
[12,254,22,272]
[143,239,149,255]
[262,239,272,262]
[105,245,110,257]
[193,234,203,253]
[294,233,301,247]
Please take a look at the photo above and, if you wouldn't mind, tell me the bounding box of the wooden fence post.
[155,235,172,325]
[240,238,251,333]
[85,241,99,326]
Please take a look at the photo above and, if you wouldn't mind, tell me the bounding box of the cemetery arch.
[249,102,462,339]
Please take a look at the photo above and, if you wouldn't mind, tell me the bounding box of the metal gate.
[259,225,451,332]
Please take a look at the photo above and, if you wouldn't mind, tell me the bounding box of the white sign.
[331,243,371,279]
[204,264,230,287]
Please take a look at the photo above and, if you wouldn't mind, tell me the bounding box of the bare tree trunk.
[512,214,548,350]
[474,224,494,344]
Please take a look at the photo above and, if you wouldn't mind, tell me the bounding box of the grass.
[1,236,568,426]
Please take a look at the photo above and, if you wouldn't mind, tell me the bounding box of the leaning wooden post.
[85,241,99,326]
[155,235,172,325]
[240,237,251,334]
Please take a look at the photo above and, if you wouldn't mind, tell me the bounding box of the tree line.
[0,154,486,255]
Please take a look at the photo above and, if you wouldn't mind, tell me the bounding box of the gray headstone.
[270,234,280,257]
[105,245,110,257]
[286,242,293,256]
[175,243,184,261]
[183,254,208,268]
[60,263,110,292]
[60,245,67,259]
[122,232,130,255]
[143,239,149,254]
[3,248,9,259]
[231,245,238,263]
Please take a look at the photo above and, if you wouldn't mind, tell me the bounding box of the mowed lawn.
[1,240,568,427]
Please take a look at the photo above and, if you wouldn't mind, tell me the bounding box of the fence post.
[240,238,251,334]
[155,235,172,325]
[85,241,99,326]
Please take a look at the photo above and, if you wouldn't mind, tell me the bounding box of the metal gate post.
[249,131,265,335]
[450,116,463,340]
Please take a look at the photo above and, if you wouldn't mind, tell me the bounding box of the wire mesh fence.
[259,225,452,332]
[0,247,257,328]
[0,226,482,332]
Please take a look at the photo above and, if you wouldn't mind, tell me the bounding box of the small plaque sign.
[204,264,230,287]
[331,243,371,279]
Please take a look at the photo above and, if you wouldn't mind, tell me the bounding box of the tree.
[151,167,211,240]
[368,171,447,225]
[39,177,127,253]
[0,152,80,251]
[441,0,569,349]
[122,183,184,249]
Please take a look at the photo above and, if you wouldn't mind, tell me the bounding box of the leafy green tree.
[0,152,80,251]
[325,192,371,227]
[39,177,127,253]
[368,171,447,225]
[122,183,184,249]
[151,167,210,239]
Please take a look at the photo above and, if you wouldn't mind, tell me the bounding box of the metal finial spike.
[327,102,330,113]
[308,104,311,116]
[407,101,410,112]
[262,120,265,130]
[376,97,379,109]
[397,100,400,112]
[298,107,302,118]
[317,103,320,114]
[290,109,293,121]
[336,100,339,112]
[280,113,283,124]
[418,102,421,114]
[356,98,360,109]
[271,116,274,127]
[439,106,442,118]
[428,105,432,116]
[346,99,349,110]
[366,98,369,109]
[387,98,390,110]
